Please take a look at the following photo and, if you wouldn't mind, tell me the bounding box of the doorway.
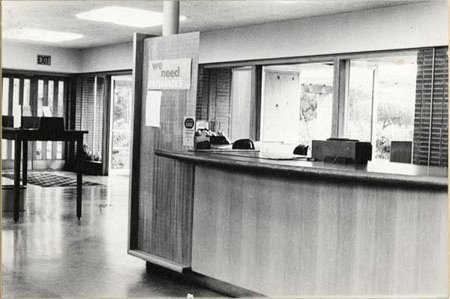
[109,75,132,175]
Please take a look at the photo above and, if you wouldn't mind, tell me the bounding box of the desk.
[152,149,447,297]
[2,128,88,223]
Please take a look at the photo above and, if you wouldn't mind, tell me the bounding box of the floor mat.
[2,172,103,187]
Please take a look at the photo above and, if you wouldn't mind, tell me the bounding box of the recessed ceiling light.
[76,6,187,28]
[3,28,83,43]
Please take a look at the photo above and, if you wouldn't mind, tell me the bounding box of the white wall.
[76,1,448,70]
[2,41,82,73]
[79,42,133,73]
[2,1,447,73]
[199,1,448,63]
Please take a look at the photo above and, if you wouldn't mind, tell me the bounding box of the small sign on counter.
[183,116,195,147]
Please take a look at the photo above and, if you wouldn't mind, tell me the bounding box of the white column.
[163,0,180,36]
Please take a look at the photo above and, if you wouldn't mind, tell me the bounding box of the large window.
[344,54,417,160]
[259,54,419,161]
[199,48,447,167]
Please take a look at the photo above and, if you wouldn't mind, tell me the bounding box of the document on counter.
[145,90,162,127]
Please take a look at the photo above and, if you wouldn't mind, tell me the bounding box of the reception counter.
[156,149,447,297]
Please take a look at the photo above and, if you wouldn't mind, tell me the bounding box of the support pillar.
[163,1,180,36]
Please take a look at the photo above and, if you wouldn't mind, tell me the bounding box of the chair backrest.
[38,117,65,135]
[22,116,40,129]
[390,141,412,163]
[232,139,255,150]
[2,116,13,128]
[293,144,309,155]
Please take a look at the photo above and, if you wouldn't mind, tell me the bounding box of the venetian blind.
[195,67,233,136]
[413,47,448,167]
[75,76,105,160]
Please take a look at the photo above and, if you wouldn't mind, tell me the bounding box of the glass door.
[2,75,67,170]
[109,75,132,175]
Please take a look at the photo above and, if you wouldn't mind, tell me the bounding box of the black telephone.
[232,139,255,150]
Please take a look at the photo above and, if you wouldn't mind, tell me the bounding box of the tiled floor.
[1,172,225,298]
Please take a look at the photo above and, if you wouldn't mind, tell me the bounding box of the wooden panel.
[134,32,200,266]
[192,165,447,297]
[129,33,148,251]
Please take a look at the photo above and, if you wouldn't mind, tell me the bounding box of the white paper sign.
[183,116,196,147]
[145,91,162,127]
[148,58,191,90]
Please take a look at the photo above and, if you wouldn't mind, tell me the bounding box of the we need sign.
[148,58,192,90]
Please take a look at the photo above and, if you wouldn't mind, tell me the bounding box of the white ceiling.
[2,0,427,49]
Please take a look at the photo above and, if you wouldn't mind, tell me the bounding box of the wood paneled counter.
[156,149,448,298]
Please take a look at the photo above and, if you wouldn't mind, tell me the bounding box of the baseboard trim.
[128,250,189,273]
[144,261,264,298]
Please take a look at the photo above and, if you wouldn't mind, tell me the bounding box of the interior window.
[344,54,417,160]
[261,62,334,147]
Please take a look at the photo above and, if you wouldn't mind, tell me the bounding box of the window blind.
[413,47,448,167]
[195,67,233,136]
[75,76,105,160]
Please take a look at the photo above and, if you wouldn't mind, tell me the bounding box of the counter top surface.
[155,149,448,189]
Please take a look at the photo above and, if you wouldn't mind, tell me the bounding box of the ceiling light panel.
[3,28,83,43]
[76,6,187,28]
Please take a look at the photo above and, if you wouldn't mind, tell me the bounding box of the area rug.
[2,172,103,187]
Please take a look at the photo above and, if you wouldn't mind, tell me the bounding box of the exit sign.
[37,55,51,66]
